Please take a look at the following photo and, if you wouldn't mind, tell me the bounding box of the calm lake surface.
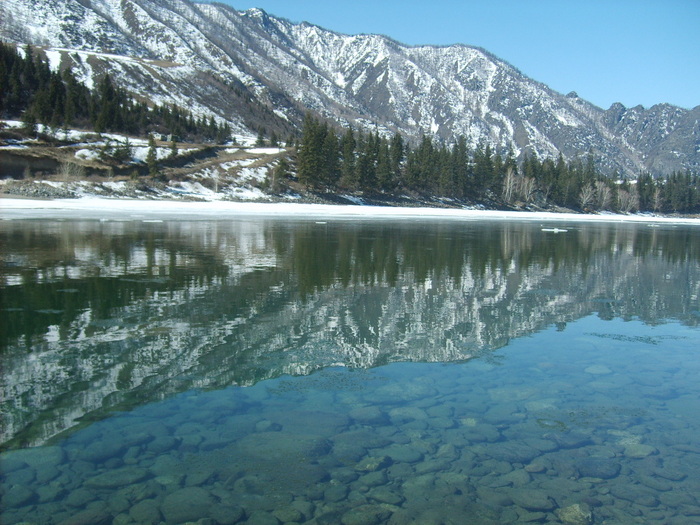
[1,217,699,525]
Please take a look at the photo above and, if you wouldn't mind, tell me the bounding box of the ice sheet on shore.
[1,197,699,224]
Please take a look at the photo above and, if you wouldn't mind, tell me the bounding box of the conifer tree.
[146,134,158,177]
[339,128,357,189]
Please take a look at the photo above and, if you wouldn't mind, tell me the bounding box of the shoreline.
[2,196,700,224]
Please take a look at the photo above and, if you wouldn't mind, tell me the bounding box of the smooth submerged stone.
[551,432,593,449]
[624,443,657,458]
[236,432,331,461]
[341,504,392,525]
[129,498,162,523]
[273,506,304,523]
[57,506,111,525]
[556,503,593,525]
[3,446,66,469]
[388,406,427,423]
[377,444,423,464]
[1,484,35,508]
[368,486,404,505]
[584,365,612,375]
[576,457,621,479]
[209,504,246,525]
[85,467,149,488]
[325,484,349,502]
[161,487,214,524]
[359,470,389,487]
[349,406,387,425]
[0,455,28,474]
[81,440,125,463]
[509,488,557,511]
[356,455,392,472]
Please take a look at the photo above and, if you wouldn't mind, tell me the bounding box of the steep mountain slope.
[1,0,697,176]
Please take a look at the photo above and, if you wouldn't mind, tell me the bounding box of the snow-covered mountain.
[1,0,698,176]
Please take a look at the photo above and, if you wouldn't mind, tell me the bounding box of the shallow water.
[1,218,699,524]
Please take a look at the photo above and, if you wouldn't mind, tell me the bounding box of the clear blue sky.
[221,0,699,110]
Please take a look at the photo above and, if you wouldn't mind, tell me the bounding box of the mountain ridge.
[1,0,698,176]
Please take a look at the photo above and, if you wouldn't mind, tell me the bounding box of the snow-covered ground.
[2,197,699,224]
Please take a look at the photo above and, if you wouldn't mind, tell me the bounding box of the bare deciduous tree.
[58,161,85,181]
[502,167,517,204]
[618,188,639,213]
[595,181,612,211]
[652,187,663,212]
[579,183,596,210]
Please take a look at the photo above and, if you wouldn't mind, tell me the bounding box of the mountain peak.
[0,0,696,175]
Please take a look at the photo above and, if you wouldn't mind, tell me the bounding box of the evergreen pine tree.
[146,134,158,177]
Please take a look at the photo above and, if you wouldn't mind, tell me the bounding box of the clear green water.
[1,218,699,524]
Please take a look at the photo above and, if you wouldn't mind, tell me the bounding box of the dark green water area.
[1,218,699,524]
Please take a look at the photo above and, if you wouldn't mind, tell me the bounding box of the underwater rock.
[576,457,621,479]
[584,365,612,375]
[37,483,66,503]
[161,486,214,524]
[414,459,452,475]
[556,503,592,525]
[638,475,672,492]
[488,442,542,463]
[368,486,404,505]
[341,504,393,525]
[334,430,392,450]
[0,454,27,474]
[427,417,456,429]
[325,484,349,502]
[623,443,657,458]
[266,410,350,435]
[356,455,392,472]
[331,467,360,483]
[501,469,531,487]
[349,406,388,425]
[255,419,282,432]
[359,470,389,487]
[524,462,547,473]
[57,505,111,525]
[147,436,180,454]
[376,444,423,464]
[1,484,35,508]
[245,510,280,524]
[3,446,65,470]
[653,467,687,481]
[209,504,246,525]
[273,506,304,522]
[85,467,150,488]
[65,488,98,508]
[509,488,557,511]
[550,432,593,449]
[374,382,437,404]
[80,440,126,464]
[388,406,427,423]
[610,485,659,507]
[129,498,162,523]
[235,432,331,462]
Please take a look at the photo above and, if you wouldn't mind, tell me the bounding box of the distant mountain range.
[1,0,698,176]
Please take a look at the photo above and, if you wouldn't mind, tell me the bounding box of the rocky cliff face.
[1,0,698,176]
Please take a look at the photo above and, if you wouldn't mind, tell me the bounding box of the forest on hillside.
[296,115,699,214]
[0,43,232,143]
[1,43,698,214]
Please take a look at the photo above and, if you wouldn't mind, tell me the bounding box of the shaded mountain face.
[1,0,698,176]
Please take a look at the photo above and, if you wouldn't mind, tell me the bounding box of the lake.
[1,217,699,524]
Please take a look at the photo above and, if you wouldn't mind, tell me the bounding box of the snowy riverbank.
[2,196,700,224]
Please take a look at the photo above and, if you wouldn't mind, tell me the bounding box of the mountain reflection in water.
[1,219,698,449]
